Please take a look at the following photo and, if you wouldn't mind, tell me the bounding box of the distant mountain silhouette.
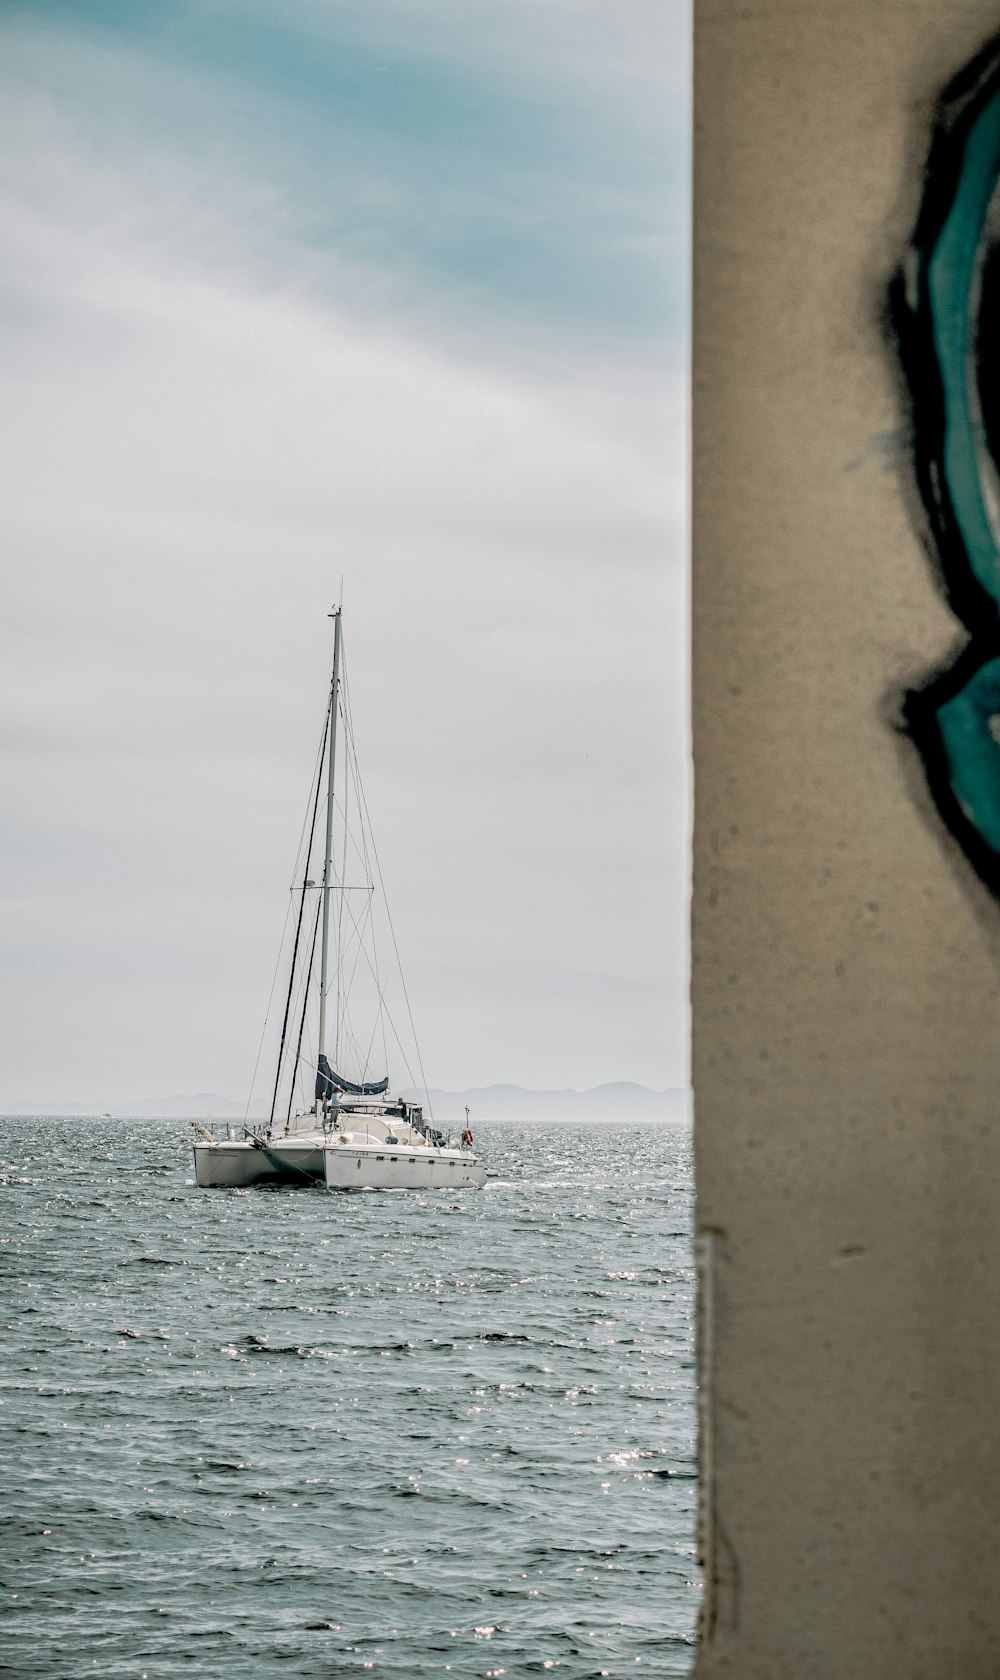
[3,1084,691,1122]
[401,1083,691,1123]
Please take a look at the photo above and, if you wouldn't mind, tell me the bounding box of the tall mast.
[317,607,342,1076]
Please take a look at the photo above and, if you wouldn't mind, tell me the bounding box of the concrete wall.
[693,5,1000,1675]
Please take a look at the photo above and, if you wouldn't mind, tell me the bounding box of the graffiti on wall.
[892,34,1000,896]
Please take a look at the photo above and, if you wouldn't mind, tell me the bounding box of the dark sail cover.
[315,1054,389,1100]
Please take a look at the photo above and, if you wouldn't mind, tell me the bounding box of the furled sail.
[315,1054,389,1100]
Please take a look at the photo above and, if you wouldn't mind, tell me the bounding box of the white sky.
[0,1,689,1105]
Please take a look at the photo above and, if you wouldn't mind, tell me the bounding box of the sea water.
[0,1118,698,1679]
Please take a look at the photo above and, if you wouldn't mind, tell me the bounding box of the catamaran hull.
[192,1140,325,1188]
[192,1139,485,1190]
[323,1144,486,1191]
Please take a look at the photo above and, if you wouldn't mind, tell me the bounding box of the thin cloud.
[0,2,688,1106]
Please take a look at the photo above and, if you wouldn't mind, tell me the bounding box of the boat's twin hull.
[192,1139,486,1190]
[324,1143,486,1190]
[192,1140,323,1188]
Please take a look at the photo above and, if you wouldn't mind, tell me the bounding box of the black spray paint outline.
[890,31,1000,899]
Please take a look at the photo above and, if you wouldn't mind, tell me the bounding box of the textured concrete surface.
[693,4,1000,1675]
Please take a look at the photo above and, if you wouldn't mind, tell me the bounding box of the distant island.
[4,1083,691,1123]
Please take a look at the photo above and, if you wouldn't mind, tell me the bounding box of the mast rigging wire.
[256,614,431,1123]
[287,892,323,1123]
[340,649,435,1120]
[268,700,331,1128]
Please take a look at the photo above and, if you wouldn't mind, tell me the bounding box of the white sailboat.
[192,608,486,1192]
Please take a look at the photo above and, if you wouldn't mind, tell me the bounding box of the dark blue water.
[0,1118,697,1679]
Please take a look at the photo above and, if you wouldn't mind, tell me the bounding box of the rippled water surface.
[1,1118,697,1678]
